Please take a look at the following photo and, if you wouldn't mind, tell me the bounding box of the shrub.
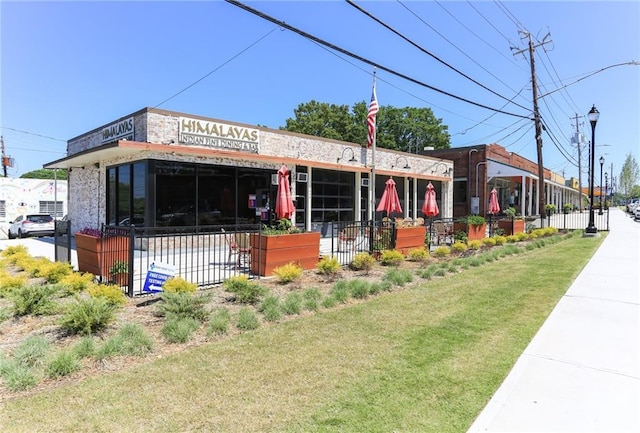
[259,295,283,322]
[467,240,483,250]
[416,265,436,280]
[316,256,341,276]
[482,237,497,247]
[87,283,127,306]
[10,284,59,316]
[38,261,74,284]
[208,308,231,336]
[406,247,429,262]
[115,323,154,356]
[46,349,81,378]
[454,230,468,244]
[506,235,519,243]
[157,292,210,322]
[494,235,507,245]
[1,244,29,258]
[162,276,197,294]
[21,256,52,279]
[72,337,96,358]
[321,296,337,309]
[383,268,413,287]
[302,288,322,312]
[236,308,260,331]
[347,279,371,299]
[272,262,303,284]
[59,297,118,335]
[59,272,95,295]
[350,252,375,272]
[281,292,303,315]
[516,232,529,242]
[434,268,447,277]
[223,275,268,305]
[161,317,200,343]
[380,249,404,266]
[0,272,28,296]
[433,246,450,258]
[13,336,50,368]
[450,241,468,254]
[1,364,38,391]
[329,280,350,303]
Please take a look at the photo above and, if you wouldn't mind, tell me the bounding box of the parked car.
[8,214,55,239]
[634,206,640,221]
[626,198,639,213]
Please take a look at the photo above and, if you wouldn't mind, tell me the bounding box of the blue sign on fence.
[143,262,176,293]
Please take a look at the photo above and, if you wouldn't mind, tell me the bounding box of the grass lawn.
[1,234,602,432]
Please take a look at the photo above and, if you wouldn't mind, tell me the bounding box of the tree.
[20,168,68,180]
[618,153,639,198]
[281,100,450,151]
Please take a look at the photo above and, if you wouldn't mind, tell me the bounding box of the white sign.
[143,261,177,293]
[102,117,134,143]
[178,117,259,153]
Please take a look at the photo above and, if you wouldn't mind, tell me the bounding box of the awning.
[487,159,538,180]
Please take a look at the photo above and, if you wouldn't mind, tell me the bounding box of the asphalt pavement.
[468,207,640,433]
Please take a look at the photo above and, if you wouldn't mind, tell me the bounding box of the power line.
[226,0,531,119]
[0,126,66,142]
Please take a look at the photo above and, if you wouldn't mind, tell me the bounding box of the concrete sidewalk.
[468,207,640,433]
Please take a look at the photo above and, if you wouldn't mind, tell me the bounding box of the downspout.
[476,161,487,214]
[468,149,478,214]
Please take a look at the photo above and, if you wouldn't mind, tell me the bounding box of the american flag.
[366,84,378,148]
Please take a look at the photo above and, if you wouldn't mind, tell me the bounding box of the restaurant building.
[44,107,454,233]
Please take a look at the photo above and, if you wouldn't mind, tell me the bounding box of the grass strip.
[2,234,602,432]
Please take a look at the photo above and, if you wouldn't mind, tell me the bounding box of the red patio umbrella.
[376,177,402,217]
[422,182,439,218]
[275,164,295,219]
[488,188,500,214]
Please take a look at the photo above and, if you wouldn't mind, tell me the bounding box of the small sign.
[248,194,256,208]
[143,261,177,293]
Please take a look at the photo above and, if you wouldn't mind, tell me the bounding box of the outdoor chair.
[433,221,453,245]
[222,228,251,269]
[337,224,366,252]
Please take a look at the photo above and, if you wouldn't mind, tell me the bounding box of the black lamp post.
[599,156,604,215]
[605,172,609,210]
[585,105,599,234]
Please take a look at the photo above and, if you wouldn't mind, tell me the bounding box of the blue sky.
[2,1,639,189]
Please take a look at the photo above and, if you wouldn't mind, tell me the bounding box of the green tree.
[20,169,68,180]
[282,100,450,151]
[618,153,639,198]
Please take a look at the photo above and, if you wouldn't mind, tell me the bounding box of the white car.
[8,214,55,239]
[634,206,640,221]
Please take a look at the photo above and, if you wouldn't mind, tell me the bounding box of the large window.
[107,161,147,226]
[39,201,64,218]
[310,169,355,223]
[453,180,467,204]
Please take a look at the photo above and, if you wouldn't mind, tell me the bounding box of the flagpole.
[369,69,377,224]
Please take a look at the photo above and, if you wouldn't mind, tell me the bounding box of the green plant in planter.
[108,260,128,276]
[563,203,573,214]
[545,204,557,215]
[465,215,486,226]
[504,207,517,219]
[261,218,301,235]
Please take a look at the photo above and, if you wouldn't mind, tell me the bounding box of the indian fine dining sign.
[143,261,177,293]
[178,117,259,153]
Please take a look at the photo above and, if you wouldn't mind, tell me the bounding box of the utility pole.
[571,113,584,211]
[1,136,7,177]
[512,31,552,222]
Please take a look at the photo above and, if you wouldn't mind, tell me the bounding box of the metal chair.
[222,228,251,269]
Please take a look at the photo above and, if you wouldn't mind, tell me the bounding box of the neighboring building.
[0,177,67,239]
[424,143,582,218]
[44,107,454,233]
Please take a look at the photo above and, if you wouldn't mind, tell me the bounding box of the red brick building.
[424,144,582,218]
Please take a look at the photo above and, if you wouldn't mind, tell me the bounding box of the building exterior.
[44,107,454,234]
[424,143,582,218]
[0,177,67,239]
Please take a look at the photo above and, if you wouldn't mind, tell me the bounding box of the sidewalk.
[468,207,640,433]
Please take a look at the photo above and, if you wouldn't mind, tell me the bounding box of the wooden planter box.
[75,233,129,278]
[250,232,321,277]
[452,222,486,241]
[394,226,427,254]
[497,219,525,236]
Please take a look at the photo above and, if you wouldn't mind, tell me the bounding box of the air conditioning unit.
[296,172,308,182]
[271,174,278,185]
[361,178,369,187]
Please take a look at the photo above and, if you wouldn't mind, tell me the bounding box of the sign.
[178,117,259,153]
[248,194,256,208]
[143,261,177,293]
[102,117,134,143]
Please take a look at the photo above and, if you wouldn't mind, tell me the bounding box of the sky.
[1,0,639,190]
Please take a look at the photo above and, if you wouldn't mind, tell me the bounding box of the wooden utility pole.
[512,32,552,222]
[571,113,584,211]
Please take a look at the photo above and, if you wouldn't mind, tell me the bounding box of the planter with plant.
[108,260,129,286]
[498,207,525,235]
[453,215,487,241]
[545,203,557,216]
[75,227,129,279]
[393,224,427,255]
[563,203,573,214]
[250,218,321,276]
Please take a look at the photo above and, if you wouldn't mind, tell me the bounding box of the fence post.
[127,225,135,297]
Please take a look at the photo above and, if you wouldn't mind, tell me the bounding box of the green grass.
[1,234,602,432]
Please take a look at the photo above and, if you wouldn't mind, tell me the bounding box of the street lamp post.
[585,105,599,234]
[605,172,609,210]
[599,156,605,215]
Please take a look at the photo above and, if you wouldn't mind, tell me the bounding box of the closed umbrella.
[275,164,295,219]
[376,177,402,217]
[488,188,500,214]
[422,182,439,218]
